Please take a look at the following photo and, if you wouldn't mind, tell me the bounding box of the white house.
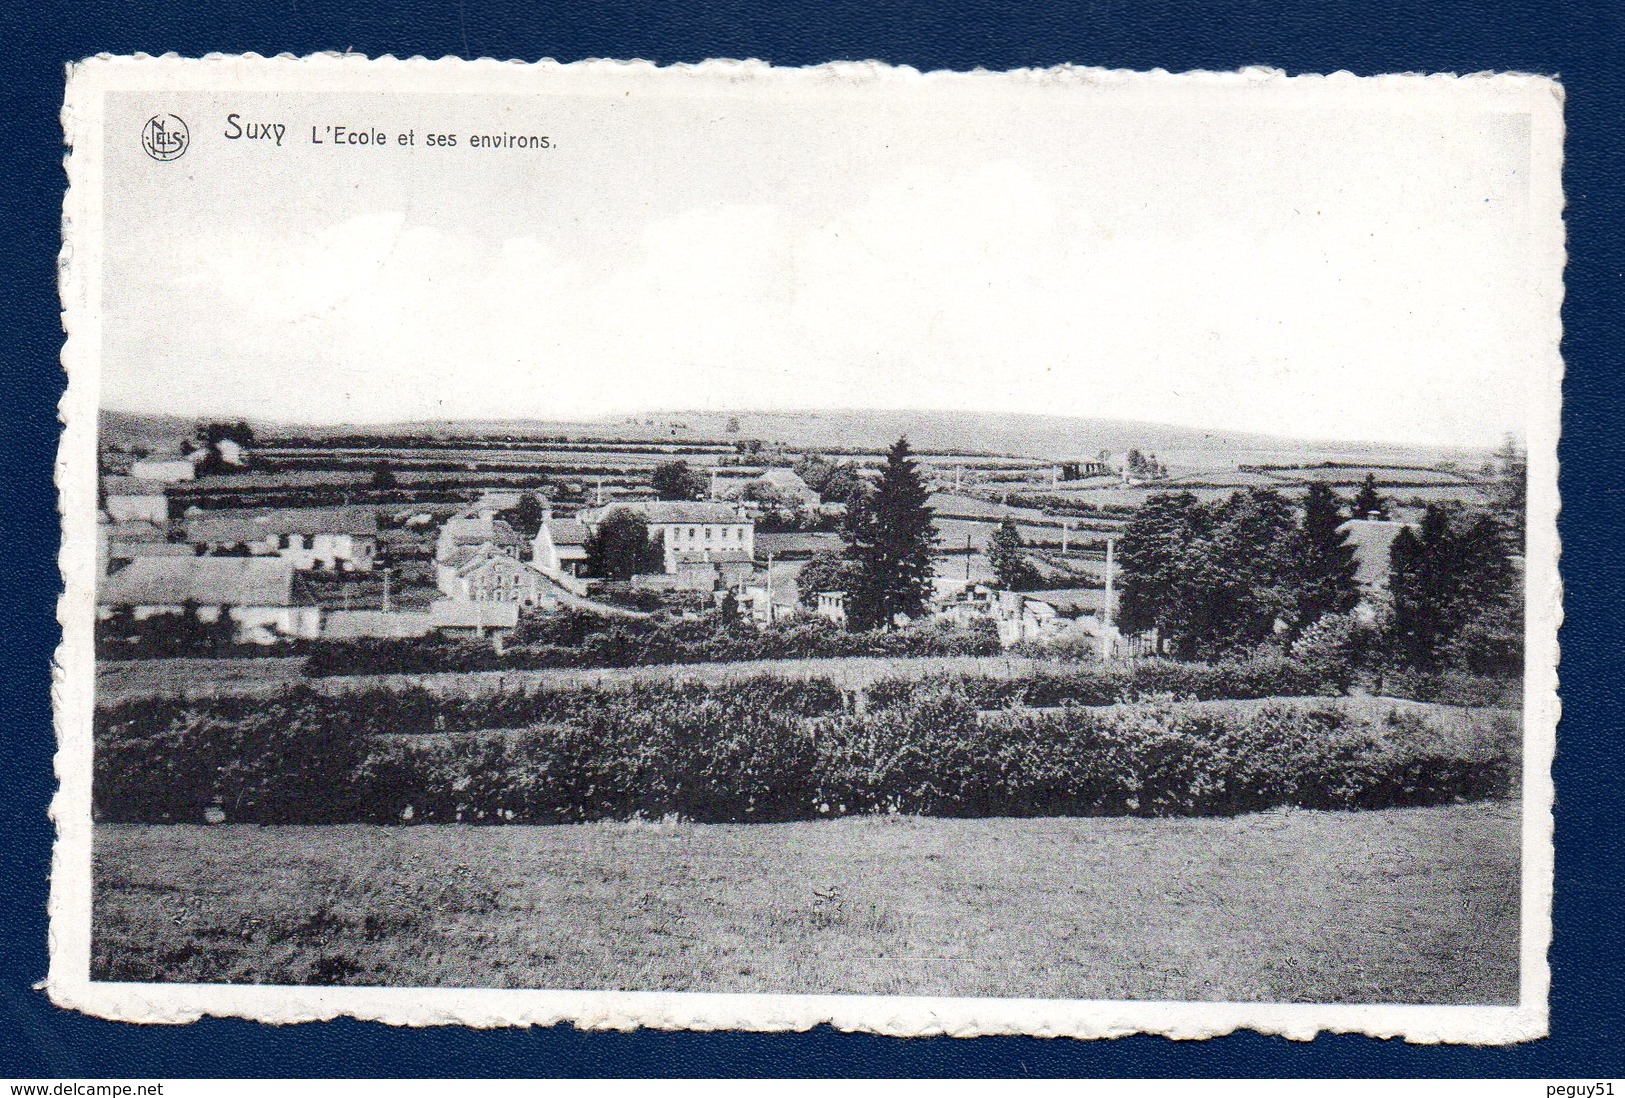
[102,476,169,525]
[814,591,847,626]
[530,507,591,578]
[995,587,1119,649]
[184,507,379,571]
[129,457,197,483]
[436,543,560,608]
[578,500,754,573]
[97,556,321,643]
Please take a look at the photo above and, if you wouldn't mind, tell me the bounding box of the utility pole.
[764,550,775,624]
[381,567,391,613]
[965,531,971,584]
[1101,536,1116,661]
[595,475,603,506]
[1061,521,1069,554]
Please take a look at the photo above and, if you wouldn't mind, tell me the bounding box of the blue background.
[3,0,1620,1078]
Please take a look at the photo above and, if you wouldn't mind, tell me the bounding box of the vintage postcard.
[53,56,1562,1042]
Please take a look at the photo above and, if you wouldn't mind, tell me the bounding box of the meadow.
[92,800,1520,1002]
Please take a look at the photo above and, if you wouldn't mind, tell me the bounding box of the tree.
[793,454,863,505]
[650,460,707,501]
[508,492,547,538]
[725,416,741,434]
[842,437,936,630]
[1295,481,1360,629]
[1182,488,1303,656]
[1389,504,1517,669]
[1117,491,1205,644]
[1117,488,1302,659]
[1487,434,1527,546]
[988,518,1042,591]
[797,549,859,608]
[369,461,398,490]
[585,510,664,580]
[1351,473,1385,520]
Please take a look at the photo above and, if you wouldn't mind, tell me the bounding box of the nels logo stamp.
[141,113,189,161]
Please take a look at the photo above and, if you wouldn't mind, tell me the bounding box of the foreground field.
[94,801,1519,1003]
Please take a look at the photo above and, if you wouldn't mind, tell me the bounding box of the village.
[92,416,1474,666]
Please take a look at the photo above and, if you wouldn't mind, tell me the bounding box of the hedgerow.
[93,675,1517,825]
[864,654,1336,711]
[301,615,1001,677]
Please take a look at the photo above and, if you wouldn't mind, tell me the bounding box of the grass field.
[93,801,1519,1003]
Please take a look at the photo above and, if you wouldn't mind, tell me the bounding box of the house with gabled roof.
[578,500,754,574]
[184,507,378,572]
[436,506,524,562]
[97,556,321,643]
[436,542,560,609]
[531,505,591,578]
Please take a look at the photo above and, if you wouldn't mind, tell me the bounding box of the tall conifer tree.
[843,437,936,630]
[1351,473,1385,520]
[1296,481,1361,628]
[988,517,1040,591]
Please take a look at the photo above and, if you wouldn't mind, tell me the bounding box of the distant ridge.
[99,407,1475,470]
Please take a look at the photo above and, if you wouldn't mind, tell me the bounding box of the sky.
[95,72,1543,447]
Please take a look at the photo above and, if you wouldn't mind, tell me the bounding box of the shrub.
[866,654,1337,712]
[302,614,1000,677]
[1379,669,1522,709]
[94,675,1517,825]
[1290,611,1380,690]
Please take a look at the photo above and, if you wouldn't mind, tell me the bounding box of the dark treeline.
[1117,483,1520,675]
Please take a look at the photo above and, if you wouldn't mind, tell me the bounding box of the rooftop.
[440,513,522,547]
[595,501,745,525]
[543,518,591,546]
[1337,518,1417,587]
[1021,587,1117,615]
[186,507,379,543]
[99,556,306,608]
[102,475,167,496]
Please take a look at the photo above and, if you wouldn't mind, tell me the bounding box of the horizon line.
[97,403,1519,455]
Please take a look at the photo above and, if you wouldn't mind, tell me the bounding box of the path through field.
[93,801,1520,1003]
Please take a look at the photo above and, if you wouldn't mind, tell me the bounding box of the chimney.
[539,494,553,523]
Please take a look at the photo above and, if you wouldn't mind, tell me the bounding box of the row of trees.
[646,454,869,508]
[1116,483,1519,670]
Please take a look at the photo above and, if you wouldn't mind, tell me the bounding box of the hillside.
[100,407,1476,470]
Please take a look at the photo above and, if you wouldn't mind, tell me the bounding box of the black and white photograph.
[53,58,1561,1041]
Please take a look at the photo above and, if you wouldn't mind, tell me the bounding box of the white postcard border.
[51,55,1564,1043]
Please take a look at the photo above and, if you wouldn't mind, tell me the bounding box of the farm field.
[93,800,1521,1002]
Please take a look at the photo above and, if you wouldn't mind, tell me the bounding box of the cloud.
[103,155,1532,447]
